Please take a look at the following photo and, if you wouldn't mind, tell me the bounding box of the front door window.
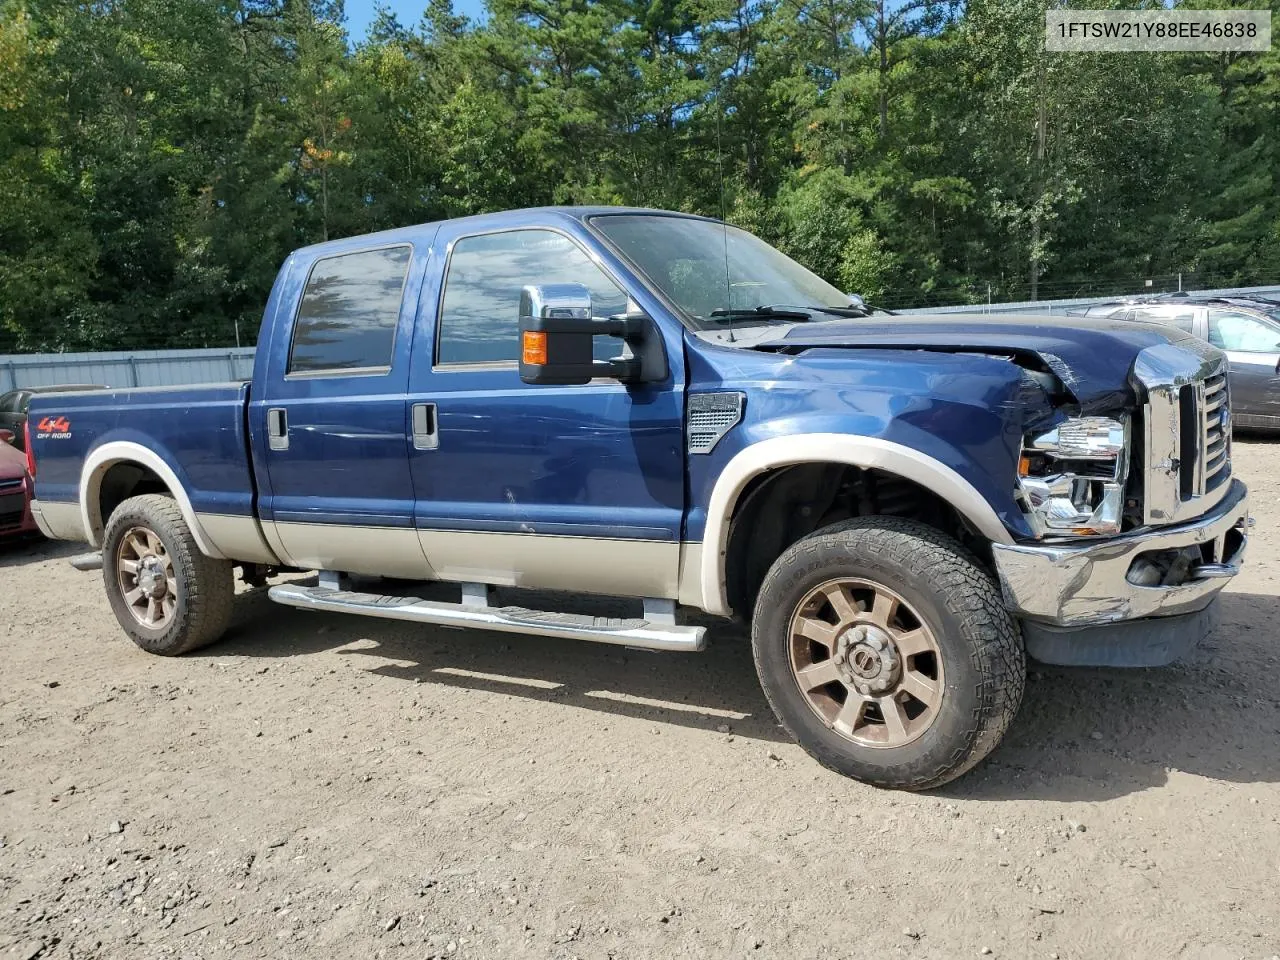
[436,230,628,366]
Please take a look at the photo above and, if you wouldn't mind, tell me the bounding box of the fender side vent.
[687,391,745,454]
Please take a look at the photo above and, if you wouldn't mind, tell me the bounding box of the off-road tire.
[751,517,1025,790]
[102,494,235,656]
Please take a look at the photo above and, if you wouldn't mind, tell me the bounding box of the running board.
[267,584,706,652]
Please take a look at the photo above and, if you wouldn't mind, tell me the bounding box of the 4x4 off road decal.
[36,416,72,439]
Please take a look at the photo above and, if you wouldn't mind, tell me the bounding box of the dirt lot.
[2,442,1278,960]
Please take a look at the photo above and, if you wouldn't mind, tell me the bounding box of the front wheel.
[102,494,235,656]
[751,517,1025,790]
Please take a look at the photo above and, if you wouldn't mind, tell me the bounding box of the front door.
[1206,308,1280,430]
[405,222,686,598]
[250,240,434,578]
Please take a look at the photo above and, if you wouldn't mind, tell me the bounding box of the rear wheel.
[751,517,1025,790]
[103,494,234,656]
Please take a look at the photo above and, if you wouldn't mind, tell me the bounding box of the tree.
[0,2,97,351]
[0,0,1275,351]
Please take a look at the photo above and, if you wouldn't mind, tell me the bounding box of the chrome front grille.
[1203,372,1229,487]
[1134,343,1233,526]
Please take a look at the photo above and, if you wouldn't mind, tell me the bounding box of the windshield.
[590,215,851,329]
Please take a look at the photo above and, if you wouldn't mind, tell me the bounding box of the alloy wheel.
[116,525,177,629]
[788,578,944,748]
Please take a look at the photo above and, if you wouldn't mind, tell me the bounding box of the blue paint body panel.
[29,382,256,516]
[681,340,1036,542]
[405,211,686,543]
[246,231,434,529]
[28,206,1185,583]
[758,315,1189,412]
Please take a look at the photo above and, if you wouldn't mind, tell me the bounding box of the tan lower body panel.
[417,529,680,599]
[677,541,705,608]
[270,522,436,580]
[262,523,681,600]
[195,513,281,565]
[30,500,84,542]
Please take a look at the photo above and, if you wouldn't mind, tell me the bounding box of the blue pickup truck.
[27,207,1249,789]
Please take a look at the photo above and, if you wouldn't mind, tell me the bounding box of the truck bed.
[29,381,259,534]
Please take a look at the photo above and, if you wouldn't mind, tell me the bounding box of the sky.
[344,0,487,38]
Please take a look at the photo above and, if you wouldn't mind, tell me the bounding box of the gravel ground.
[2,440,1278,960]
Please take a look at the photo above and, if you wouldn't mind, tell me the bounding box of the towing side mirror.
[518,283,667,386]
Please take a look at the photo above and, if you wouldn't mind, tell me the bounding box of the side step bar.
[268,584,707,652]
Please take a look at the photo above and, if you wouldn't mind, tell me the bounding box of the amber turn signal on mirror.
[522,330,548,366]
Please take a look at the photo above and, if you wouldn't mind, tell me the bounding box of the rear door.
[250,239,435,578]
[404,220,687,599]
[1206,308,1280,430]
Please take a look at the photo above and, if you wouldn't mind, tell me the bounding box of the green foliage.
[838,227,894,301]
[0,0,1276,351]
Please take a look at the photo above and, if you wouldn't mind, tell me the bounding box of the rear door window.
[1083,304,1130,319]
[1130,306,1195,333]
[288,246,413,375]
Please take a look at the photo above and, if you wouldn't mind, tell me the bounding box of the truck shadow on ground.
[215,583,789,743]
[0,536,79,568]
[943,588,1280,801]
[208,585,1280,802]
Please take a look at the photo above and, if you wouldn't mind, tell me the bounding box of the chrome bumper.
[993,479,1248,627]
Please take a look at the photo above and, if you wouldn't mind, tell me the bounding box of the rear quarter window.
[288,246,413,374]
[1080,305,1130,319]
[1130,306,1195,333]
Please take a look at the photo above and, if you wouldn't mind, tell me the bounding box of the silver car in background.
[1073,295,1280,431]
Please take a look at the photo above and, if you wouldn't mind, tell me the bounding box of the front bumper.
[993,479,1248,627]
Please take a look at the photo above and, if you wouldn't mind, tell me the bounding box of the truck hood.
[753,313,1197,411]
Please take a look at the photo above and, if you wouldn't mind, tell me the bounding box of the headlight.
[1017,416,1128,537]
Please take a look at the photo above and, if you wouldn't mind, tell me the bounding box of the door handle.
[267,407,289,451]
[411,403,438,451]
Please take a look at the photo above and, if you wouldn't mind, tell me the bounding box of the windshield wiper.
[773,303,899,318]
[707,306,814,323]
[799,304,874,318]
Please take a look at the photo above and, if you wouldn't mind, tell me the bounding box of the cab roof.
[291,206,720,259]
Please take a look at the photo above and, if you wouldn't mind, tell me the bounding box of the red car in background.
[0,438,38,539]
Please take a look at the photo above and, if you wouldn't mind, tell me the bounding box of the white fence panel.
[0,347,255,392]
